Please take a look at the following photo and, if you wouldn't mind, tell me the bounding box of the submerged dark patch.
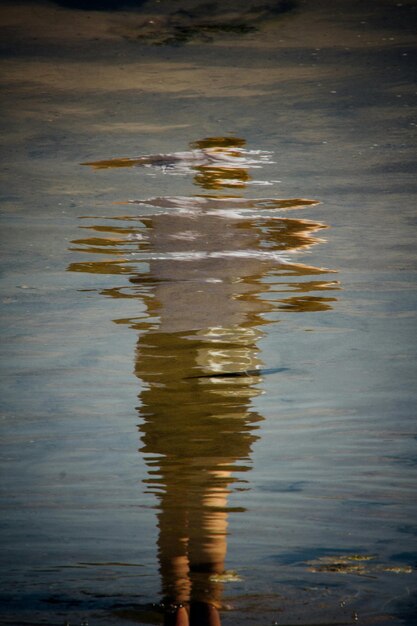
[52,0,147,9]
[186,367,290,379]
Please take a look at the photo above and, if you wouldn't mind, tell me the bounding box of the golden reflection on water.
[71,138,338,623]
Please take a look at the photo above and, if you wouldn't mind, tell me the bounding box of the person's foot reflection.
[165,605,189,626]
[165,602,221,626]
[190,602,221,626]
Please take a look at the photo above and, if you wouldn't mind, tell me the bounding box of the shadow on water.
[68,137,338,624]
[50,0,297,45]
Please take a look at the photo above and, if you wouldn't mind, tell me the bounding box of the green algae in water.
[308,554,414,577]
[308,554,375,575]
[209,570,243,583]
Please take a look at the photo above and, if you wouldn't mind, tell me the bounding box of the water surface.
[0,1,416,625]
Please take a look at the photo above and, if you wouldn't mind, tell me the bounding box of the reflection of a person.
[130,140,327,625]
[133,139,270,624]
[73,137,337,625]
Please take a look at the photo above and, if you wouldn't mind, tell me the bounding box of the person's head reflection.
[190,136,250,191]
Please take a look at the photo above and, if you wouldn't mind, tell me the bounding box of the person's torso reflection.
[70,137,338,625]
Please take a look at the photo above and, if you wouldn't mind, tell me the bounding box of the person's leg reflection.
[164,605,189,626]
[165,602,221,626]
[190,602,221,626]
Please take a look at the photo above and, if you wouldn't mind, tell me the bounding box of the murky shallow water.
[1,1,417,625]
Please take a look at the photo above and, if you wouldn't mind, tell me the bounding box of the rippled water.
[1,1,416,625]
[69,137,339,620]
